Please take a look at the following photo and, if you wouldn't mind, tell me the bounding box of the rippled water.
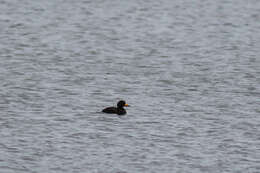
[0,0,260,172]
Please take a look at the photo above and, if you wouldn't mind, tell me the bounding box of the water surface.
[0,0,259,172]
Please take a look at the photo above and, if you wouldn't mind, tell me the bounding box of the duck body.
[102,100,129,115]
[102,106,126,115]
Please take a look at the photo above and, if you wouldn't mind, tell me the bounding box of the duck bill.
[124,104,130,107]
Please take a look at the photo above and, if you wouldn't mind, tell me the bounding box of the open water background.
[0,0,260,172]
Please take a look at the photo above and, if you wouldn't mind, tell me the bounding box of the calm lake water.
[0,0,259,172]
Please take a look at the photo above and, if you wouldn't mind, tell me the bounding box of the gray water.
[0,0,260,172]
